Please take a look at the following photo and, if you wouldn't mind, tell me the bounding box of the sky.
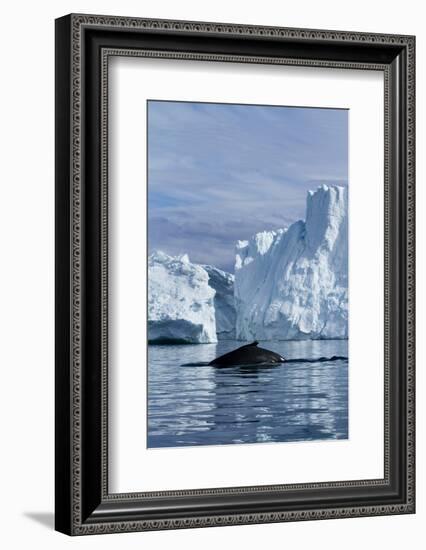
[148,100,348,272]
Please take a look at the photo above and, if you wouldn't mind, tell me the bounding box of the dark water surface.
[147,340,348,448]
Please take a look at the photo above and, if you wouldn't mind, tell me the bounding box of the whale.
[208,341,286,367]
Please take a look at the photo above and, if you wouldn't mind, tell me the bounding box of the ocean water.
[147,339,348,448]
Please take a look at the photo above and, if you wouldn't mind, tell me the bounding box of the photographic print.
[147,100,349,449]
[56,16,415,533]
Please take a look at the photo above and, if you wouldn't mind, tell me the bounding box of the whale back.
[209,341,285,367]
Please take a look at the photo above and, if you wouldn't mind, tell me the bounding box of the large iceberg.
[148,252,236,343]
[234,185,348,341]
[203,265,236,340]
[148,185,347,343]
[148,251,217,344]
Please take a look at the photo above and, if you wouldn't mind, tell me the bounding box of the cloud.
[148,100,348,271]
[148,214,294,273]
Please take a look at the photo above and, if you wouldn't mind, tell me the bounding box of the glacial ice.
[148,251,237,343]
[148,251,217,344]
[148,185,348,344]
[234,185,348,341]
[203,265,236,340]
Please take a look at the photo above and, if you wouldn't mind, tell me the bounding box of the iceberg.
[203,265,236,340]
[234,185,348,341]
[148,251,217,344]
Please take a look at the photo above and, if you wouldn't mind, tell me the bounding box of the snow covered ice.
[203,265,236,340]
[234,185,348,341]
[148,251,217,344]
[148,251,236,343]
[148,185,348,344]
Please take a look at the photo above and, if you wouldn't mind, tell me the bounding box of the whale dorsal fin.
[247,341,259,347]
[236,341,259,351]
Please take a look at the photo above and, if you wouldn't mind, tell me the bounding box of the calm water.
[147,340,348,448]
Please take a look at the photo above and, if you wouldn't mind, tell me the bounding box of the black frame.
[55,14,415,535]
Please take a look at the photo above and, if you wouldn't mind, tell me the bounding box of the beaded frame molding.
[55,14,415,536]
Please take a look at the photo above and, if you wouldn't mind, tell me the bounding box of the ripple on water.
[147,339,348,448]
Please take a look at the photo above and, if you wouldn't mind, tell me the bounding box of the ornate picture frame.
[55,13,415,535]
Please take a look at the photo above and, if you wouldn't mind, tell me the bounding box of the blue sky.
[148,100,348,272]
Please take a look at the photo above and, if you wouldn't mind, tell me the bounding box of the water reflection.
[147,340,348,448]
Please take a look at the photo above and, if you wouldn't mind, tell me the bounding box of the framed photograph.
[55,14,415,535]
